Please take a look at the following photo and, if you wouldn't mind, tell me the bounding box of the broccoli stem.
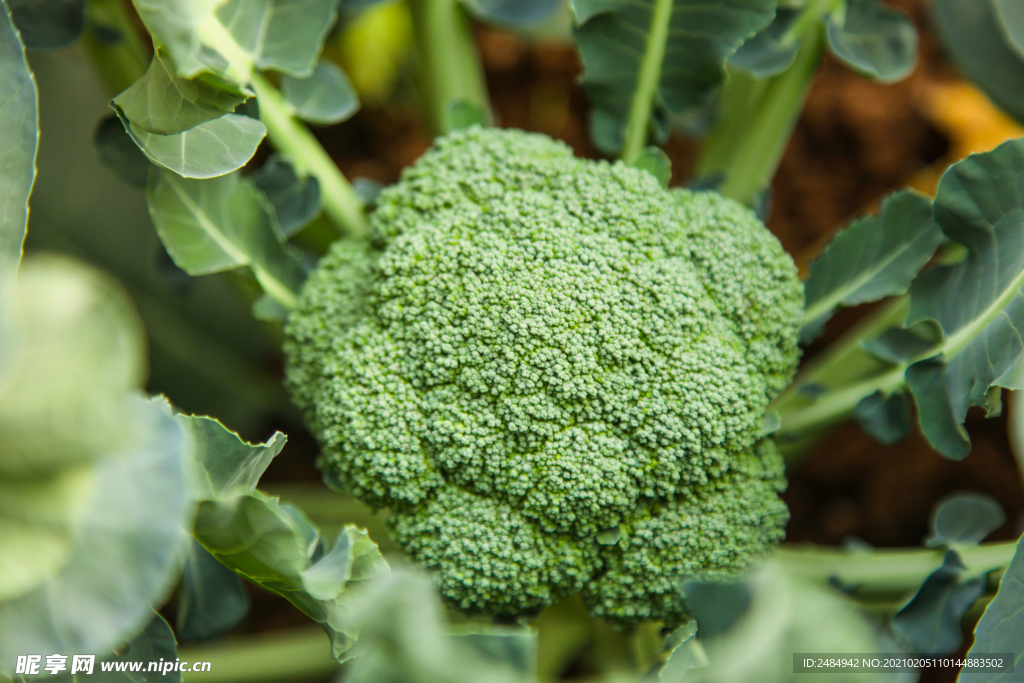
[696,0,839,205]
[177,626,339,683]
[777,541,1016,598]
[408,0,492,135]
[771,297,910,459]
[776,238,1024,439]
[619,0,674,166]
[248,73,369,240]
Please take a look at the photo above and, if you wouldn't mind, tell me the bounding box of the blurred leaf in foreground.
[0,0,38,266]
[0,258,192,674]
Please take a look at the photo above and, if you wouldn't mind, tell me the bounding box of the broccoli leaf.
[251,156,321,238]
[280,61,359,125]
[178,414,390,661]
[824,0,917,84]
[342,570,529,683]
[926,493,1006,548]
[635,146,672,187]
[7,0,85,50]
[463,0,562,28]
[993,0,1024,60]
[728,8,800,78]
[0,395,191,669]
[114,109,266,179]
[905,357,972,459]
[571,0,776,154]
[27,614,182,683]
[177,412,285,499]
[802,190,942,339]
[94,114,152,188]
[676,561,884,683]
[854,390,912,445]
[113,49,250,136]
[132,0,338,85]
[195,493,389,660]
[932,0,1024,125]
[0,0,36,269]
[146,169,305,309]
[892,549,986,655]
[176,541,250,643]
[959,533,1024,682]
[905,139,1024,458]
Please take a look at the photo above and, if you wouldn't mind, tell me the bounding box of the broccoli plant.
[1,0,1024,682]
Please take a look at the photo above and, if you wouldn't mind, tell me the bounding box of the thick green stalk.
[180,627,338,683]
[714,27,823,204]
[408,0,492,135]
[777,541,1016,598]
[620,0,674,165]
[249,73,368,239]
[777,244,1024,438]
[696,0,841,205]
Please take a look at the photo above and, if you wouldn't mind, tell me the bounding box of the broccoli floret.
[285,127,803,627]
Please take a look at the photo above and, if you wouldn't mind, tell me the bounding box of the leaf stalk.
[249,73,369,240]
[620,0,674,165]
[408,0,492,135]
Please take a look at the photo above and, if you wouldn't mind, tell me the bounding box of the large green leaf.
[343,569,530,683]
[892,549,986,655]
[7,0,85,50]
[179,415,390,661]
[0,0,36,268]
[571,0,776,154]
[115,110,266,179]
[182,413,285,499]
[905,139,1024,458]
[824,0,917,83]
[146,169,305,308]
[648,562,882,683]
[133,0,338,84]
[0,257,146,478]
[0,396,191,669]
[960,533,1024,682]
[195,493,390,660]
[802,190,942,340]
[176,541,250,643]
[113,49,249,136]
[993,0,1024,60]
[0,258,148,601]
[280,61,359,126]
[932,0,1024,125]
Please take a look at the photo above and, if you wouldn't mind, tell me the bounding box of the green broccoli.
[285,127,803,627]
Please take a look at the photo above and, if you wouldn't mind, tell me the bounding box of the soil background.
[222,1,1024,680]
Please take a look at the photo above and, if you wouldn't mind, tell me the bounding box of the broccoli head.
[285,127,803,627]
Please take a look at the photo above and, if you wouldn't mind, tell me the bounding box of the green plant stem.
[696,0,838,205]
[179,626,339,683]
[620,0,673,165]
[408,0,492,135]
[777,541,1016,599]
[777,243,1024,438]
[771,297,909,453]
[249,73,368,239]
[80,0,150,94]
